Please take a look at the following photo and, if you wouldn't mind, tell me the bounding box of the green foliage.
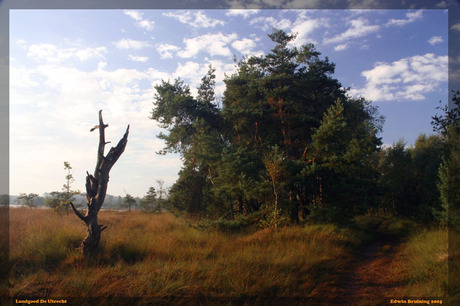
[437,123,460,230]
[44,161,80,214]
[263,145,286,229]
[139,187,158,213]
[377,136,444,224]
[431,89,460,135]
[410,134,444,223]
[17,193,39,207]
[153,65,224,215]
[149,29,445,227]
[379,140,418,216]
[151,29,379,223]
[306,99,382,222]
[431,90,460,229]
[44,191,67,211]
[121,194,137,212]
[0,194,9,206]
[195,213,258,233]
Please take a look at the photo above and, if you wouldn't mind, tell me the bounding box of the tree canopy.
[151,29,445,225]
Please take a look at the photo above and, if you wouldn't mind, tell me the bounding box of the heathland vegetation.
[7,29,459,303]
[8,208,448,303]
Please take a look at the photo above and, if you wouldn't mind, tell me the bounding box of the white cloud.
[124,10,155,31]
[11,66,42,88]
[156,43,180,59]
[289,15,328,47]
[171,60,236,99]
[177,32,238,58]
[163,10,225,28]
[334,44,349,51]
[324,17,379,44]
[349,53,448,101]
[385,10,422,27]
[124,10,142,21]
[26,43,107,64]
[225,9,260,18]
[173,61,206,90]
[17,39,27,50]
[128,55,149,62]
[231,37,258,55]
[451,22,460,32]
[114,39,152,50]
[75,47,107,61]
[249,16,292,31]
[10,53,182,197]
[428,36,444,46]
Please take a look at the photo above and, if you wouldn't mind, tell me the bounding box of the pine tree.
[122,194,137,212]
[150,29,384,222]
[140,187,157,213]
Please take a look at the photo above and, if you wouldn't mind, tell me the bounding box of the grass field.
[7,207,448,304]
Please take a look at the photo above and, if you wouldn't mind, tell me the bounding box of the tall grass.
[401,227,448,297]
[8,207,448,301]
[9,208,356,299]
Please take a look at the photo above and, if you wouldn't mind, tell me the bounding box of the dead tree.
[69,110,129,255]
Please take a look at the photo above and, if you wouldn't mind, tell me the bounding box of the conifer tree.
[140,187,157,213]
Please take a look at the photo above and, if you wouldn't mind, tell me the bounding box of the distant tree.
[116,195,123,209]
[409,134,445,224]
[122,194,137,212]
[17,193,39,207]
[44,191,67,211]
[156,179,167,200]
[51,161,81,214]
[374,135,446,224]
[0,194,9,206]
[155,179,168,211]
[378,140,418,217]
[140,187,157,212]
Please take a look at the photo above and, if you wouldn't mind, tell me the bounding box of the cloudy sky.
[9,9,448,198]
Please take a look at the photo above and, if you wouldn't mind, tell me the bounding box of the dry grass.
[7,208,449,302]
[400,227,448,297]
[9,208,356,300]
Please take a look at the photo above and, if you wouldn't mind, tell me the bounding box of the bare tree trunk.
[70,110,129,256]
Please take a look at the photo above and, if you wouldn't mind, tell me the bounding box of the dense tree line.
[151,29,455,226]
[433,91,460,229]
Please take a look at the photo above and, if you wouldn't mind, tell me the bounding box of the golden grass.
[400,227,448,297]
[8,207,449,302]
[9,207,356,299]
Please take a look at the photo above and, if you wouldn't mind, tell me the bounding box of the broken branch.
[69,202,87,223]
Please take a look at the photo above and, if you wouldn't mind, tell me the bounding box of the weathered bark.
[70,110,129,256]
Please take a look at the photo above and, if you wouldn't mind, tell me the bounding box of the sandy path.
[312,238,407,305]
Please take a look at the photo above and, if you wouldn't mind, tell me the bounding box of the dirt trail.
[312,237,407,305]
[338,239,407,304]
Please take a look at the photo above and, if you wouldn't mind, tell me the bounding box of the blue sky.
[9,9,448,197]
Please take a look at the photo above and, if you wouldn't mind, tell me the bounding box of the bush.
[195,213,260,233]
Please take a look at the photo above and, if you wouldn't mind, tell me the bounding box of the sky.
[9,9,448,198]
